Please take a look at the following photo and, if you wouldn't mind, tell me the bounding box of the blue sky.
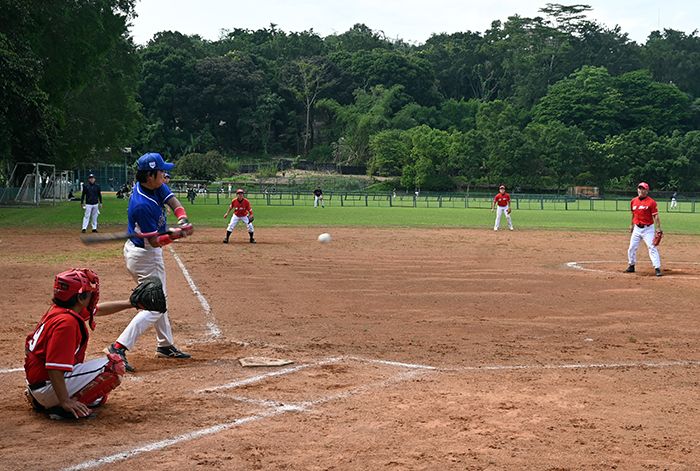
[129,0,698,46]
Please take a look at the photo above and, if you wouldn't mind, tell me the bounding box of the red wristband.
[157,234,173,246]
[174,206,187,220]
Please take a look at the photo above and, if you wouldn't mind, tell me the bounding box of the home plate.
[239,357,294,367]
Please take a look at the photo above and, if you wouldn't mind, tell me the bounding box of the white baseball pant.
[82,204,99,230]
[227,214,254,233]
[28,357,110,408]
[118,240,174,349]
[314,195,324,207]
[628,225,661,269]
[494,206,513,230]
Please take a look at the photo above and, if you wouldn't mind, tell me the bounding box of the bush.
[175,151,226,181]
[308,145,333,162]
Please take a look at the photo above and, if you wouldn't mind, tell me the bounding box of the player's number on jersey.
[27,324,46,351]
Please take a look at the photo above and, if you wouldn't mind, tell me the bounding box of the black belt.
[636,224,651,228]
[28,381,47,391]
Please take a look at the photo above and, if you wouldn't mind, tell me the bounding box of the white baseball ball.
[318,233,332,243]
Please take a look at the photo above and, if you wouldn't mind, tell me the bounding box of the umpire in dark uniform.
[81,173,102,233]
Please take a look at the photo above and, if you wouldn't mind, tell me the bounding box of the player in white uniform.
[105,153,193,372]
[491,185,514,231]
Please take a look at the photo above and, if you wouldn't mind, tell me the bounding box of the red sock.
[114,342,127,350]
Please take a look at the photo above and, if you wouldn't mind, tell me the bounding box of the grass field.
[2,194,700,233]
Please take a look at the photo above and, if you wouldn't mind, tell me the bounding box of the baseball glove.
[130,276,167,313]
[507,208,511,214]
[653,230,663,246]
[248,214,254,223]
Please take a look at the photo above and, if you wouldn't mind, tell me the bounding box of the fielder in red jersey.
[491,185,514,231]
[624,182,662,276]
[223,189,256,243]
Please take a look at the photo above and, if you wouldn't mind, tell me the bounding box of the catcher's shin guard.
[72,354,124,406]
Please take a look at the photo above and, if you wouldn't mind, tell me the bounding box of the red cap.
[499,185,505,190]
[638,182,649,190]
[236,189,244,194]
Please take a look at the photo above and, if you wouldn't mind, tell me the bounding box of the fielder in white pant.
[627,225,661,270]
[82,204,100,231]
[625,182,662,276]
[492,185,514,231]
[81,173,102,232]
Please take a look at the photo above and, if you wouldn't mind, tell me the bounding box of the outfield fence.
[173,190,699,213]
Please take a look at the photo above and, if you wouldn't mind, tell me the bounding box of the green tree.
[174,150,226,181]
[534,66,623,141]
[368,129,410,176]
[644,29,700,98]
[1,0,140,168]
[279,56,340,156]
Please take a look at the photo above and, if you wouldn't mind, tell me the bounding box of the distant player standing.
[491,185,514,231]
[670,191,678,209]
[625,182,662,277]
[223,189,256,243]
[81,173,102,233]
[106,153,193,372]
[313,186,324,208]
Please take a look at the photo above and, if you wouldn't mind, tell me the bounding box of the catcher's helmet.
[54,269,100,329]
[236,189,244,194]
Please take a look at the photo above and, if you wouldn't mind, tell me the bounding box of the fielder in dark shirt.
[81,175,102,233]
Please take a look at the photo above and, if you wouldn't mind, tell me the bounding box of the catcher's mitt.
[130,276,167,313]
[248,214,254,223]
[653,230,663,246]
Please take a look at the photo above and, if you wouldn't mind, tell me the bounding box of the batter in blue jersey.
[105,153,194,372]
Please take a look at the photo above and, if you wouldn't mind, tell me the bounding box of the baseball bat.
[81,230,169,245]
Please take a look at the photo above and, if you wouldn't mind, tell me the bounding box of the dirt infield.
[2,226,700,470]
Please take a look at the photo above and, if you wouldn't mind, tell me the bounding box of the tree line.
[3,2,700,192]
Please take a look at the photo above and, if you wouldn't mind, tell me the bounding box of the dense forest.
[3,1,700,192]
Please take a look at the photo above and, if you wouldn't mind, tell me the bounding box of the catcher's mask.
[54,269,100,330]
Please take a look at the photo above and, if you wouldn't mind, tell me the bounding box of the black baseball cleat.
[223,239,229,244]
[105,343,134,372]
[250,238,256,243]
[47,405,96,421]
[655,268,663,277]
[156,345,191,359]
[624,265,635,273]
[82,229,86,233]
[92,229,98,233]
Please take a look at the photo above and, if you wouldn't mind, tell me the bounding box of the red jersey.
[229,197,252,217]
[630,196,658,226]
[24,305,89,384]
[494,192,511,207]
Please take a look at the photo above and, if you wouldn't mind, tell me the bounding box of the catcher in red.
[223,189,256,243]
[24,269,148,420]
[625,182,663,277]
